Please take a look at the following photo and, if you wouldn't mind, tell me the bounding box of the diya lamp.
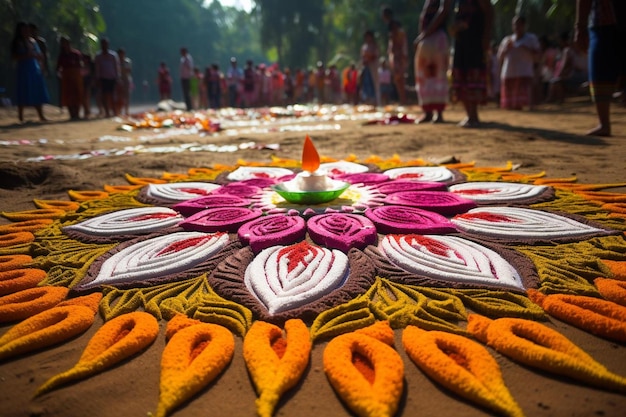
[271,135,350,204]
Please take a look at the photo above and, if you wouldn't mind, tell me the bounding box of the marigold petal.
[354,320,395,346]
[243,319,311,417]
[402,325,524,417]
[0,219,53,234]
[0,305,96,361]
[323,331,404,417]
[0,255,33,272]
[34,311,159,396]
[602,260,626,280]
[0,286,69,322]
[155,322,234,417]
[467,314,626,394]
[0,268,46,296]
[0,232,35,248]
[57,292,102,313]
[528,289,626,342]
[595,278,626,306]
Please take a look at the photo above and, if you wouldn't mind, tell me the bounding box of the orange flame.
[302,135,320,173]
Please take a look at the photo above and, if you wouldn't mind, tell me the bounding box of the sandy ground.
[0,100,625,417]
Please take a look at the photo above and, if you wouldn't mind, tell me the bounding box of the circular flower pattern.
[1,155,625,417]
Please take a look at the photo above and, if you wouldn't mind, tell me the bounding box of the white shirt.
[180,53,194,80]
[498,32,540,79]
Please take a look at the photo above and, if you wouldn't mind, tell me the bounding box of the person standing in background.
[116,48,132,116]
[414,0,452,123]
[157,62,172,101]
[574,0,626,136]
[94,38,119,117]
[56,36,84,120]
[497,15,540,110]
[360,30,381,106]
[11,22,50,123]
[382,7,409,104]
[226,57,242,107]
[179,47,194,111]
[450,0,494,127]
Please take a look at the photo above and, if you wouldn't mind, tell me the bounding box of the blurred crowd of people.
[10,22,133,123]
[9,0,625,135]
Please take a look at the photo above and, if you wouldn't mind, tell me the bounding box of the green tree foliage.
[99,0,265,102]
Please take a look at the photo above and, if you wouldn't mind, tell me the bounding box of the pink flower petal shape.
[375,180,447,195]
[173,195,251,217]
[383,191,477,215]
[212,183,261,198]
[180,208,263,233]
[238,214,306,253]
[335,173,389,185]
[365,205,457,234]
[307,213,378,252]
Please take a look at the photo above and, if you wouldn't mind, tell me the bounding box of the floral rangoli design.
[1,150,626,417]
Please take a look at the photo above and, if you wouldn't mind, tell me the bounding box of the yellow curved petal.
[467,314,626,394]
[1,208,66,221]
[67,190,110,201]
[528,289,626,343]
[0,305,96,361]
[156,322,234,417]
[124,173,167,185]
[0,286,69,322]
[402,325,524,417]
[323,331,404,417]
[33,199,81,211]
[243,319,311,417]
[35,311,159,396]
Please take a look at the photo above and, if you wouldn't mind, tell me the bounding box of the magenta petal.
[375,180,448,194]
[237,178,277,188]
[212,183,261,198]
[335,173,389,185]
[383,191,477,215]
[307,213,378,252]
[179,207,263,232]
[238,214,306,253]
[173,194,251,216]
[365,205,457,234]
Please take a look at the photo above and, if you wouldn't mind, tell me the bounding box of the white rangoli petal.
[245,242,349,314]
[379,234,524,291]
[448,182,548,203]
[451,206,604,239]
[227,166,294,181]
[317,161,369,176]
[145,182,220,203]
[81,231,229,290]
[384,166,455,182]
[63,207,183,236]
